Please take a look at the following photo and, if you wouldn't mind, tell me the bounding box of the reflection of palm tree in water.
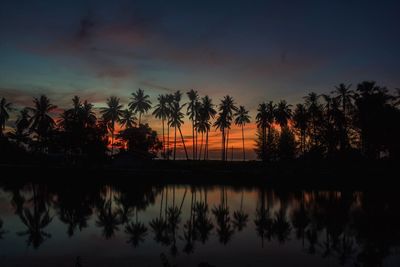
[125,207,148,247]
[272,207,292,243]
[183,187,197,254]
[233,190,249,231]
[212,186,234,245]
[96,185,121,240]
[166,185,186,256]
[291,192,309,248]
[194,188,213,244]
[17,183,53,249]
[254,188,273,248]
[150,187,170,246]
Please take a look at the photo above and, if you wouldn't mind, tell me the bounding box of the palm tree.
[0,97,13,136]
[256,101,275,160]
[195,107,210,160]
[333,83,353,151]
[304,92,322,147]
[9,108,30,144]
[168,91,189,160]
[153,95,169,158]
[234,106,251,161]
[293,104,309,155]
[28,95,57,150]
[187,89,200,160]
[100,96,123,155]
[200,96,216,160]
[119,109,136,129]
[129,88,151,125]
[214,96,237,161]
[274,100,292,129]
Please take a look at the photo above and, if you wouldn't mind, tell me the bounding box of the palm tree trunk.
[221,128,225,161]
[173,126,177,160]
[192,121,195,160]
[225,129,230,161]
[139,112,142,125]
[178,126,189,160]
[195,130,198,161]
[204,129,209,160]
[199,132,204,160]
[167,123,170,160]
[242,124,245,161]
[162,118,165,159]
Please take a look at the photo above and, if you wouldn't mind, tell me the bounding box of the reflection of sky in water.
[0,186,399,266]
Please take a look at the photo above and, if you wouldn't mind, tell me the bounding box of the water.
[0,182,399,267]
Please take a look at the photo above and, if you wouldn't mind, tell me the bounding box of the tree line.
[1,80,399,163]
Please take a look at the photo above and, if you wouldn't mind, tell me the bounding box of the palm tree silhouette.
[254,189,273,247]
[256,102,275,160]
[187,89,200,160]
[274,100,292,129]
[0,97,13,136]
[293,104,309,155]
[194,201,213,243]
[129,88,152,125]
[100,96,123,155]
[153,95,170,158]
[119,109,136,129]
[200,96,216,160]
[28,95,57,150]
[168,91,189,160]
[214,96,237,161]
[234,106,251,161]
[333,83,353,151]
[8,108,30,145]
[304,92,322,147]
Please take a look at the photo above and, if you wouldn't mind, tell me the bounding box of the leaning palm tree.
[100,96,123,155]
[200,95,216,160]
[0,97,12,136]
[187,89,200,160]
[234,106,251,161]
[28,95,57,150]
[153,95,169,158]
[168,91,189,160]
[129,88,152,125]
[119,109,136,129]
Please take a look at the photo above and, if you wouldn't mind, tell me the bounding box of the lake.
[0,181,399,266]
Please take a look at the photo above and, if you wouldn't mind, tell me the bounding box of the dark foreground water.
[0,182,399,267]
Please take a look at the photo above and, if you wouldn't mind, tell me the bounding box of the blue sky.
[1,0,400,142]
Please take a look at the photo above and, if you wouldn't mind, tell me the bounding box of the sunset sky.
[1,0,400,159]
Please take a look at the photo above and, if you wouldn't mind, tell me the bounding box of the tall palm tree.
[129,88,152,125]
[304,92,322,147]
[0,97,13,136]
[214,96,237,161]
[187,89,200,160]
[333,83,353,151]
[165,94,175,160]
[100,96,123,155]
[234,106,251,161]
[293,104,309,155]
[153,95,169,158]
[195,106,210,160]
[274,100,292,129]
[200,96,216,160]
[119,109,136,129]
[169,91,189,160]
[28,95,57,149]
[256,101,275,160]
